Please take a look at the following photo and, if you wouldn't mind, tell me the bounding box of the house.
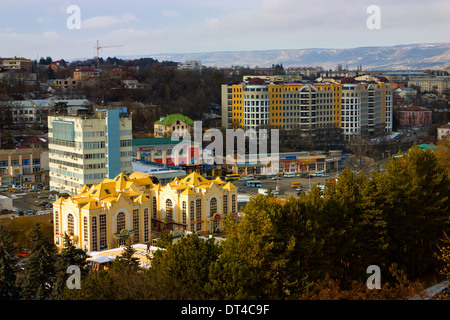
[154,114,194,138]
[437,122,450,140]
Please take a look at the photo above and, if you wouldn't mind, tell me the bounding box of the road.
[235,174,335,198]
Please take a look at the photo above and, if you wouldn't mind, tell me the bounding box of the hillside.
[116,43,450,70]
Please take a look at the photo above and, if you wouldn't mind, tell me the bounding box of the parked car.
[38,193,48,198]
[297,173,309,178]
[271,175,281,180]
[257,175,267,180]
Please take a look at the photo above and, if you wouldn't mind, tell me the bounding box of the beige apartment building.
[48,108,132,194]
[407,77,450,95]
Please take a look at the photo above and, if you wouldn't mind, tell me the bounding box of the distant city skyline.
[1,0,449,61]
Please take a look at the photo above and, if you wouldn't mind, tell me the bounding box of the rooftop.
[154,114,194,126]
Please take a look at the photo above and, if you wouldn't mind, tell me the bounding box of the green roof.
[154,114,194,126]
[417,143,437,151]
[133,137,197,146]
[133,137,180,146]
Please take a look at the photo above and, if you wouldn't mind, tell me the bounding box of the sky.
[0,0,449,61]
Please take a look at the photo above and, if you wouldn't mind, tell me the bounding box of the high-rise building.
[221,76,392,139]
[48,108,132,194]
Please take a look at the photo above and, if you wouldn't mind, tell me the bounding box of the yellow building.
[53,171,238,252]
[221,76,393,137]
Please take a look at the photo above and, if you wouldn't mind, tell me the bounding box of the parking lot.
[234,173,336,198]
[0,187,54,218]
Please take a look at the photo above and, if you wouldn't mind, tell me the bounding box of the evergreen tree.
[52,234,88,299]
[151,233,222,299]
[0,225,19,300]
[19,223,57,300]
[383,146,450,278]
[112,243,140,273]
[208,196,312,299]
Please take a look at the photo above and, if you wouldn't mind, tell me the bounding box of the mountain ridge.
[112,43,450,70]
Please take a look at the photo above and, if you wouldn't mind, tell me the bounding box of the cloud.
[82,13,138,29]
[161,10,180,18]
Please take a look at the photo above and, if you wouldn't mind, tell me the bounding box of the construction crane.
[95,40,124,67]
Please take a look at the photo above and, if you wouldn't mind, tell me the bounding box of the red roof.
[340,77,356,84]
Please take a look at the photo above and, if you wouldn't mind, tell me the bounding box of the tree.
[19,223,58,300]
[52,234,88,299]
[434,140,450,177]
[0,225,19,299]
[382,146,450,278]
[111,244,140,273]
[208,196,313,299]
[151,233,222,299]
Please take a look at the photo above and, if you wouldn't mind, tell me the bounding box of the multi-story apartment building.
[48,108,132,194]
[0,57,33,72]
[0,99,92,129]
[221,76,393,139]
[407,77,449,95]
[53,171,238,251]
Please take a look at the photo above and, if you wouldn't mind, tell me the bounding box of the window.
[152,197,157,219]
[55,211,59,238]
[182,201,187,225]
[165,199,173,220]
[223,195,228,216]
[144,209,149,243]
[99,214,107,249]
[190,201,195,232]
[67,213,74,236]
[133,209,140,243]
[116,212,126,233]
[91,216,98,251]
[232,195,236,213]
[83,217,88,245]
[116,212,126,246]
[196,199,202,221]
[210,197,217,217]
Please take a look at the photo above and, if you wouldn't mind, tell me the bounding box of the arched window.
[152,197,157,219]
[144,208,149,243]
[232,194,236,213]
[83,216,88,244]
[210,197,217,217]
[67,213,74,236]
[91,216,98,251]
[55,211,59,236]
[116,212,126,233]
[166,199,173,219]
[182,201,187,225]
[223,195,228,216]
